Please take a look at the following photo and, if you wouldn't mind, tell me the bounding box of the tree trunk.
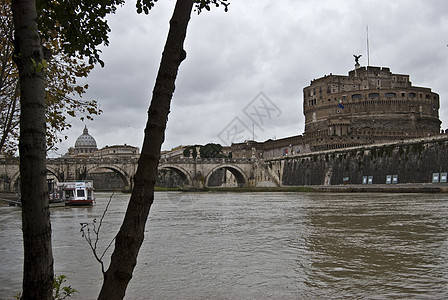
[98,0,194,299]
[11,0,54,299]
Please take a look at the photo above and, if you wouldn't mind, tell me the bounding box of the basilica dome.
[74,126,97,155]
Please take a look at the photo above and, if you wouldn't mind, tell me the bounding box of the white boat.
[57,181,95,206]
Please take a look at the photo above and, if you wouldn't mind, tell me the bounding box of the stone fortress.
[230,62,444,159]
[303,65,440,151]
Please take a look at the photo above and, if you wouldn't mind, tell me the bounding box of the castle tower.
[302,66,441,151]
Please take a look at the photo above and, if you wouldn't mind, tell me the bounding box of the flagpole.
[366,25,370,66]
[252,123,255,141]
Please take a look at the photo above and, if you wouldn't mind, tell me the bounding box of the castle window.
[401,93,405,97]
[352,94,362,100]
[425,94,431,99]
[385,93,396,98]
[409,92,416,98]
[368,93,380,98]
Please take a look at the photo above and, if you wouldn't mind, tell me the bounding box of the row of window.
[308,92,437,107]
[77,149,95,153]
[350,92,436,100]
[308,77,408,96]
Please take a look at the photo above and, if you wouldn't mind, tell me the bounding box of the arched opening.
[206,166,247,188]
[46,168,62,182]
[8,169,62,194]
[85,166,130,191]
[157,166,191,188]
[10,171,20,193]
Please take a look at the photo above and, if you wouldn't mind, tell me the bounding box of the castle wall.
[277,136,448,186]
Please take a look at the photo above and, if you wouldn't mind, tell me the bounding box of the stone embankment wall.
[87,172,124,191]
[156,169,184,188]
[275,136,448,186]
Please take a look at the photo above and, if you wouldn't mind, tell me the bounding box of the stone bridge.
[158,157,258,188]
[4,136,446,193]
[0,156,277,192]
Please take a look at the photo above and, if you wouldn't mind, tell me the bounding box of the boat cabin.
[57,181,94,206]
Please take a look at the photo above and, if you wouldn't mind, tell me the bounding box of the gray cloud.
[52,0,448,157]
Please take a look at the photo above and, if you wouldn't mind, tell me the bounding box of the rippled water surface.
[1,192,448,299]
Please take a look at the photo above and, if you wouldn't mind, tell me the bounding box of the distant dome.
[75,126,97,148]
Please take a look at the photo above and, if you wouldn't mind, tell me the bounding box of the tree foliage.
[0,0,19,155]
[1,0,123,156]
[36,0,125,67]
[136,0,229,14]
[44,37,102,152]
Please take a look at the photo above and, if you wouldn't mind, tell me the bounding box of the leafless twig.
[80,193,115,275]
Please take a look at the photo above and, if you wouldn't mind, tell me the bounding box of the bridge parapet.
[0,157,20,164]
[48,157,140,164]
[160,157,258,164]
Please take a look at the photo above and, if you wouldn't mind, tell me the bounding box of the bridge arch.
[9,171,20,192]
[85,165,131,190]
[205,164,248,187]
[46,166,63,182]
[158,165,192,187]
[9,168,62,193]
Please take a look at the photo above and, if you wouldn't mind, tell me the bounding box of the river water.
[1,192,448,299]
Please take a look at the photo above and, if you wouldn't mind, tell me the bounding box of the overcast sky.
[51,0,448,157]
